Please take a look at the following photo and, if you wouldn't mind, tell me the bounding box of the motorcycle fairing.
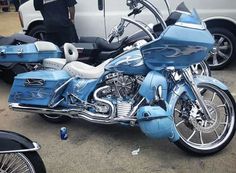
[139,71,167,102]
[0,41,62,63]
[8,70,70,106]
[141,24,214,70]
[141,7,214,71]
[0,130,40,154]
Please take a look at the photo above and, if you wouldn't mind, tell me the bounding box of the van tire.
[28,25,46,41]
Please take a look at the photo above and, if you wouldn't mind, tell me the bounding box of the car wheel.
[28,25,46,41]
[206,27,236,70]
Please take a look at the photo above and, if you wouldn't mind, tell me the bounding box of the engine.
[93,73,143,118]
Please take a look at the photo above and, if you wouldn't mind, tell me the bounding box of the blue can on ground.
[60,127,68,140]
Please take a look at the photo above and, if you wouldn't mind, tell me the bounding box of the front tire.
[0,152,46,173]
[174,84,236,155]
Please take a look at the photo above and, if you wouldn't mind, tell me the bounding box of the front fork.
[182,68,211,120]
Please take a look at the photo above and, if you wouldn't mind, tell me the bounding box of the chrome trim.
[121,17,155,41]
[9,103,137,124]
[140,0,167,29]
[174,10,191,16]
[164,0,171,15]
[0,142,40,154]
[182,68,211,120]
[175,22,206,30]
[93,85,115,118]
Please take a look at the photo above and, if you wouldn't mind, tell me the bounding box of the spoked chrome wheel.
[0,153,35,173]
[174,84,236,155]
[190,61,211,77]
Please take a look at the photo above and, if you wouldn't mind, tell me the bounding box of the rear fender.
[0,130,40,154]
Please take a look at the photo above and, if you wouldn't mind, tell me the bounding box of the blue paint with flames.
[140,22,214,70]
[105,49,149,75]
[61,78,99,107]
[8,70,70,106]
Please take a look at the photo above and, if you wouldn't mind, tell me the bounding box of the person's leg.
[14,0,20,12]
[58,26,78,46]
[45,32,61,47]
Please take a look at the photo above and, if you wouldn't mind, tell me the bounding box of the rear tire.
[40,114,71,123]
[1,64,27,84]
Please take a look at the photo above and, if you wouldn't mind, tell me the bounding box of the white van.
[18,0,236,69]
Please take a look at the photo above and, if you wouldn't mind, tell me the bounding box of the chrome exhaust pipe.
[9,103,115,124]
[9,103,137,124]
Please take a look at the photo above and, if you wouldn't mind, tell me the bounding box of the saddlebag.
[137,106,179,142]
[8,70,70,106]
[0,41,62,63]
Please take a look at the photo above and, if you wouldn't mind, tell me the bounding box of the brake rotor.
[189,100,224,133]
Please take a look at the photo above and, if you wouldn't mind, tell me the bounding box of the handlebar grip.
[109,36,115,43]
[128,11,135,17]
[128,8,142,17]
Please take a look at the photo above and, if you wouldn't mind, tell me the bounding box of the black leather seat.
[79,36,128,51]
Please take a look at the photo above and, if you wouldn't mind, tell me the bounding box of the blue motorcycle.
[7,1,236,155]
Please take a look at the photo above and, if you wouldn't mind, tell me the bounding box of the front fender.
[194,75,228,90]
[168,75,228,115]
[0,130,40,154]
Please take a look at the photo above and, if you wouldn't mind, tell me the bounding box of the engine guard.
[137,105,179,142]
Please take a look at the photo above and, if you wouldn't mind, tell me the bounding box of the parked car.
[18,0,236,69]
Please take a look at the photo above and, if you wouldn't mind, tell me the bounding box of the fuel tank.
[105,49,149,75]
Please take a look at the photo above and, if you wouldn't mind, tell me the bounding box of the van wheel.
[206,27,236,70]
[28,25,46,41]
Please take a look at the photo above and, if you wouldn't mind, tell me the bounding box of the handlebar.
[128,7,143,17]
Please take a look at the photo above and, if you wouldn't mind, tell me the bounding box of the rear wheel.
[40,114,71,123]
[0,152,46,173]
[174,84,236,155]
[1,64,27,84]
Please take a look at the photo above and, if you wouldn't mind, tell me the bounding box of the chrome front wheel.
[174,84,236,155]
